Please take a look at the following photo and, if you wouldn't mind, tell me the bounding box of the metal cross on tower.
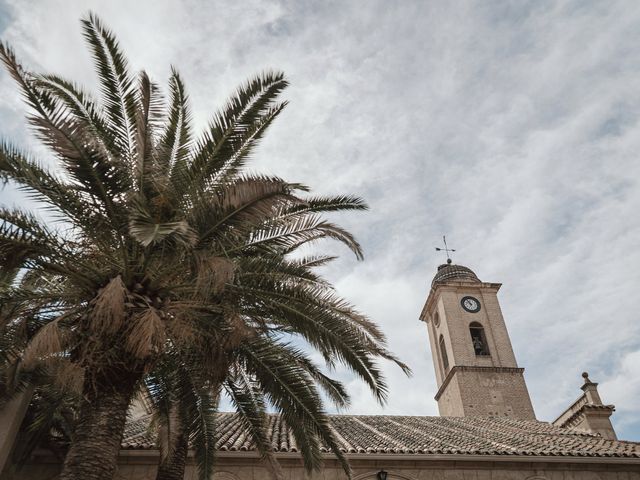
[435,235,455,264]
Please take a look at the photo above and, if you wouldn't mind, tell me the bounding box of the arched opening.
[439,335,449,372]
[433,311,440,328]
[353,470,417,480]
[469,322,490,356]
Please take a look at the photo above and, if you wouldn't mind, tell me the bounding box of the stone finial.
[580,371,602,405]
[553,371,617,440]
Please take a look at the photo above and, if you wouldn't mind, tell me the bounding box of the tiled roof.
[122,413,640,458]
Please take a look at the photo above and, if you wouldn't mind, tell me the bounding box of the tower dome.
[431,262,480,287]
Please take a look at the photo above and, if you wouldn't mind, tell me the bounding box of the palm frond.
[22,315,68,368]
[0,208,59,271]
[0,44,129,224]
[11,382,77,466]
[128,196,197,247]
[172,71,288,199]
[124,308,166,360]
[280,195,368,217]
[88,275,127,335]
[134,71,165,192]
[158,68,192,180]
[81,12,137,160]
[226,214,364,260]
[224,367,283,480]
[192,175,302,246]
[229,283,390,401]
[238,338,351,477]
[34,74,116,153]
[186,384,218,480]
[291,255,338,268]
[235,255,331,289]
[0,142,101,228]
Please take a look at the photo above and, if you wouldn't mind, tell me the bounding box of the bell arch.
[469,321,490,356]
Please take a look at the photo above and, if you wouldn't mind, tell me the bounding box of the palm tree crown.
[0,13,408,480]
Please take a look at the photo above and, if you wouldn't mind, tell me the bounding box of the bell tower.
[420,261,536,420]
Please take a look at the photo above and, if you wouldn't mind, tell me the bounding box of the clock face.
[461,296,480,313]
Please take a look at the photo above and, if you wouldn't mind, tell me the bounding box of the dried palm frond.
[22,317,68,368]
[125,308,166,360]
[89,275,127,335]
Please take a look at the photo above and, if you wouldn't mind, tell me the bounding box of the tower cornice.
[419,281,502,322]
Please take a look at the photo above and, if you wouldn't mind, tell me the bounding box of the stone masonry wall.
[456,367,536,419]
[5,456,640,480]
[436,367,535,419]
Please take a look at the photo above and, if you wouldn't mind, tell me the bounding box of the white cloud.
[1,0,640,440]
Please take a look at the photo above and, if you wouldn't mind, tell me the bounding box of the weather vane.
[435,235,455,264]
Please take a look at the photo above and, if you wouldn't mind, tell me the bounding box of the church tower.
[420,261,536,420]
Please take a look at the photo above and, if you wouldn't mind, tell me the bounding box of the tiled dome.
[432,262,480,287]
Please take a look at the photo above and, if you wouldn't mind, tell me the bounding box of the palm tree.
[0,13,408,480]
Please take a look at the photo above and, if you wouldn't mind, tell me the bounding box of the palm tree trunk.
[58,369,140,480]
[155,429,189,480]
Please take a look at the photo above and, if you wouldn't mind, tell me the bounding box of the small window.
[469,322,490,356]
[439,335,449,371]
[433,311,440,328]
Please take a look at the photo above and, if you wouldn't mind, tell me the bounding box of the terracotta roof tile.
[121,413,640,458]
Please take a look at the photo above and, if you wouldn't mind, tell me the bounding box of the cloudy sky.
[1,0,640,440]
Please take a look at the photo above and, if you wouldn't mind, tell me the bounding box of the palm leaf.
[158,68,192,179]
[0,44,129,229]
[134,71,165,192]
[224,366,284,480]
[0,142,103,229]
[172,71,288,199]
[238,338,351,477]
[81,12,137,160]
[186,385,218,480]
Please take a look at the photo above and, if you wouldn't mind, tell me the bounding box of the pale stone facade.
[7,452,640,480]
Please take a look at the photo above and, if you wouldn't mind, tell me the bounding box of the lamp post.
[377,470,388,480]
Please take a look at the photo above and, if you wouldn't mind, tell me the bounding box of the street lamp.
[377,470,388,480]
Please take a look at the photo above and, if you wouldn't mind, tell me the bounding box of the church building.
[3,262,640,479]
